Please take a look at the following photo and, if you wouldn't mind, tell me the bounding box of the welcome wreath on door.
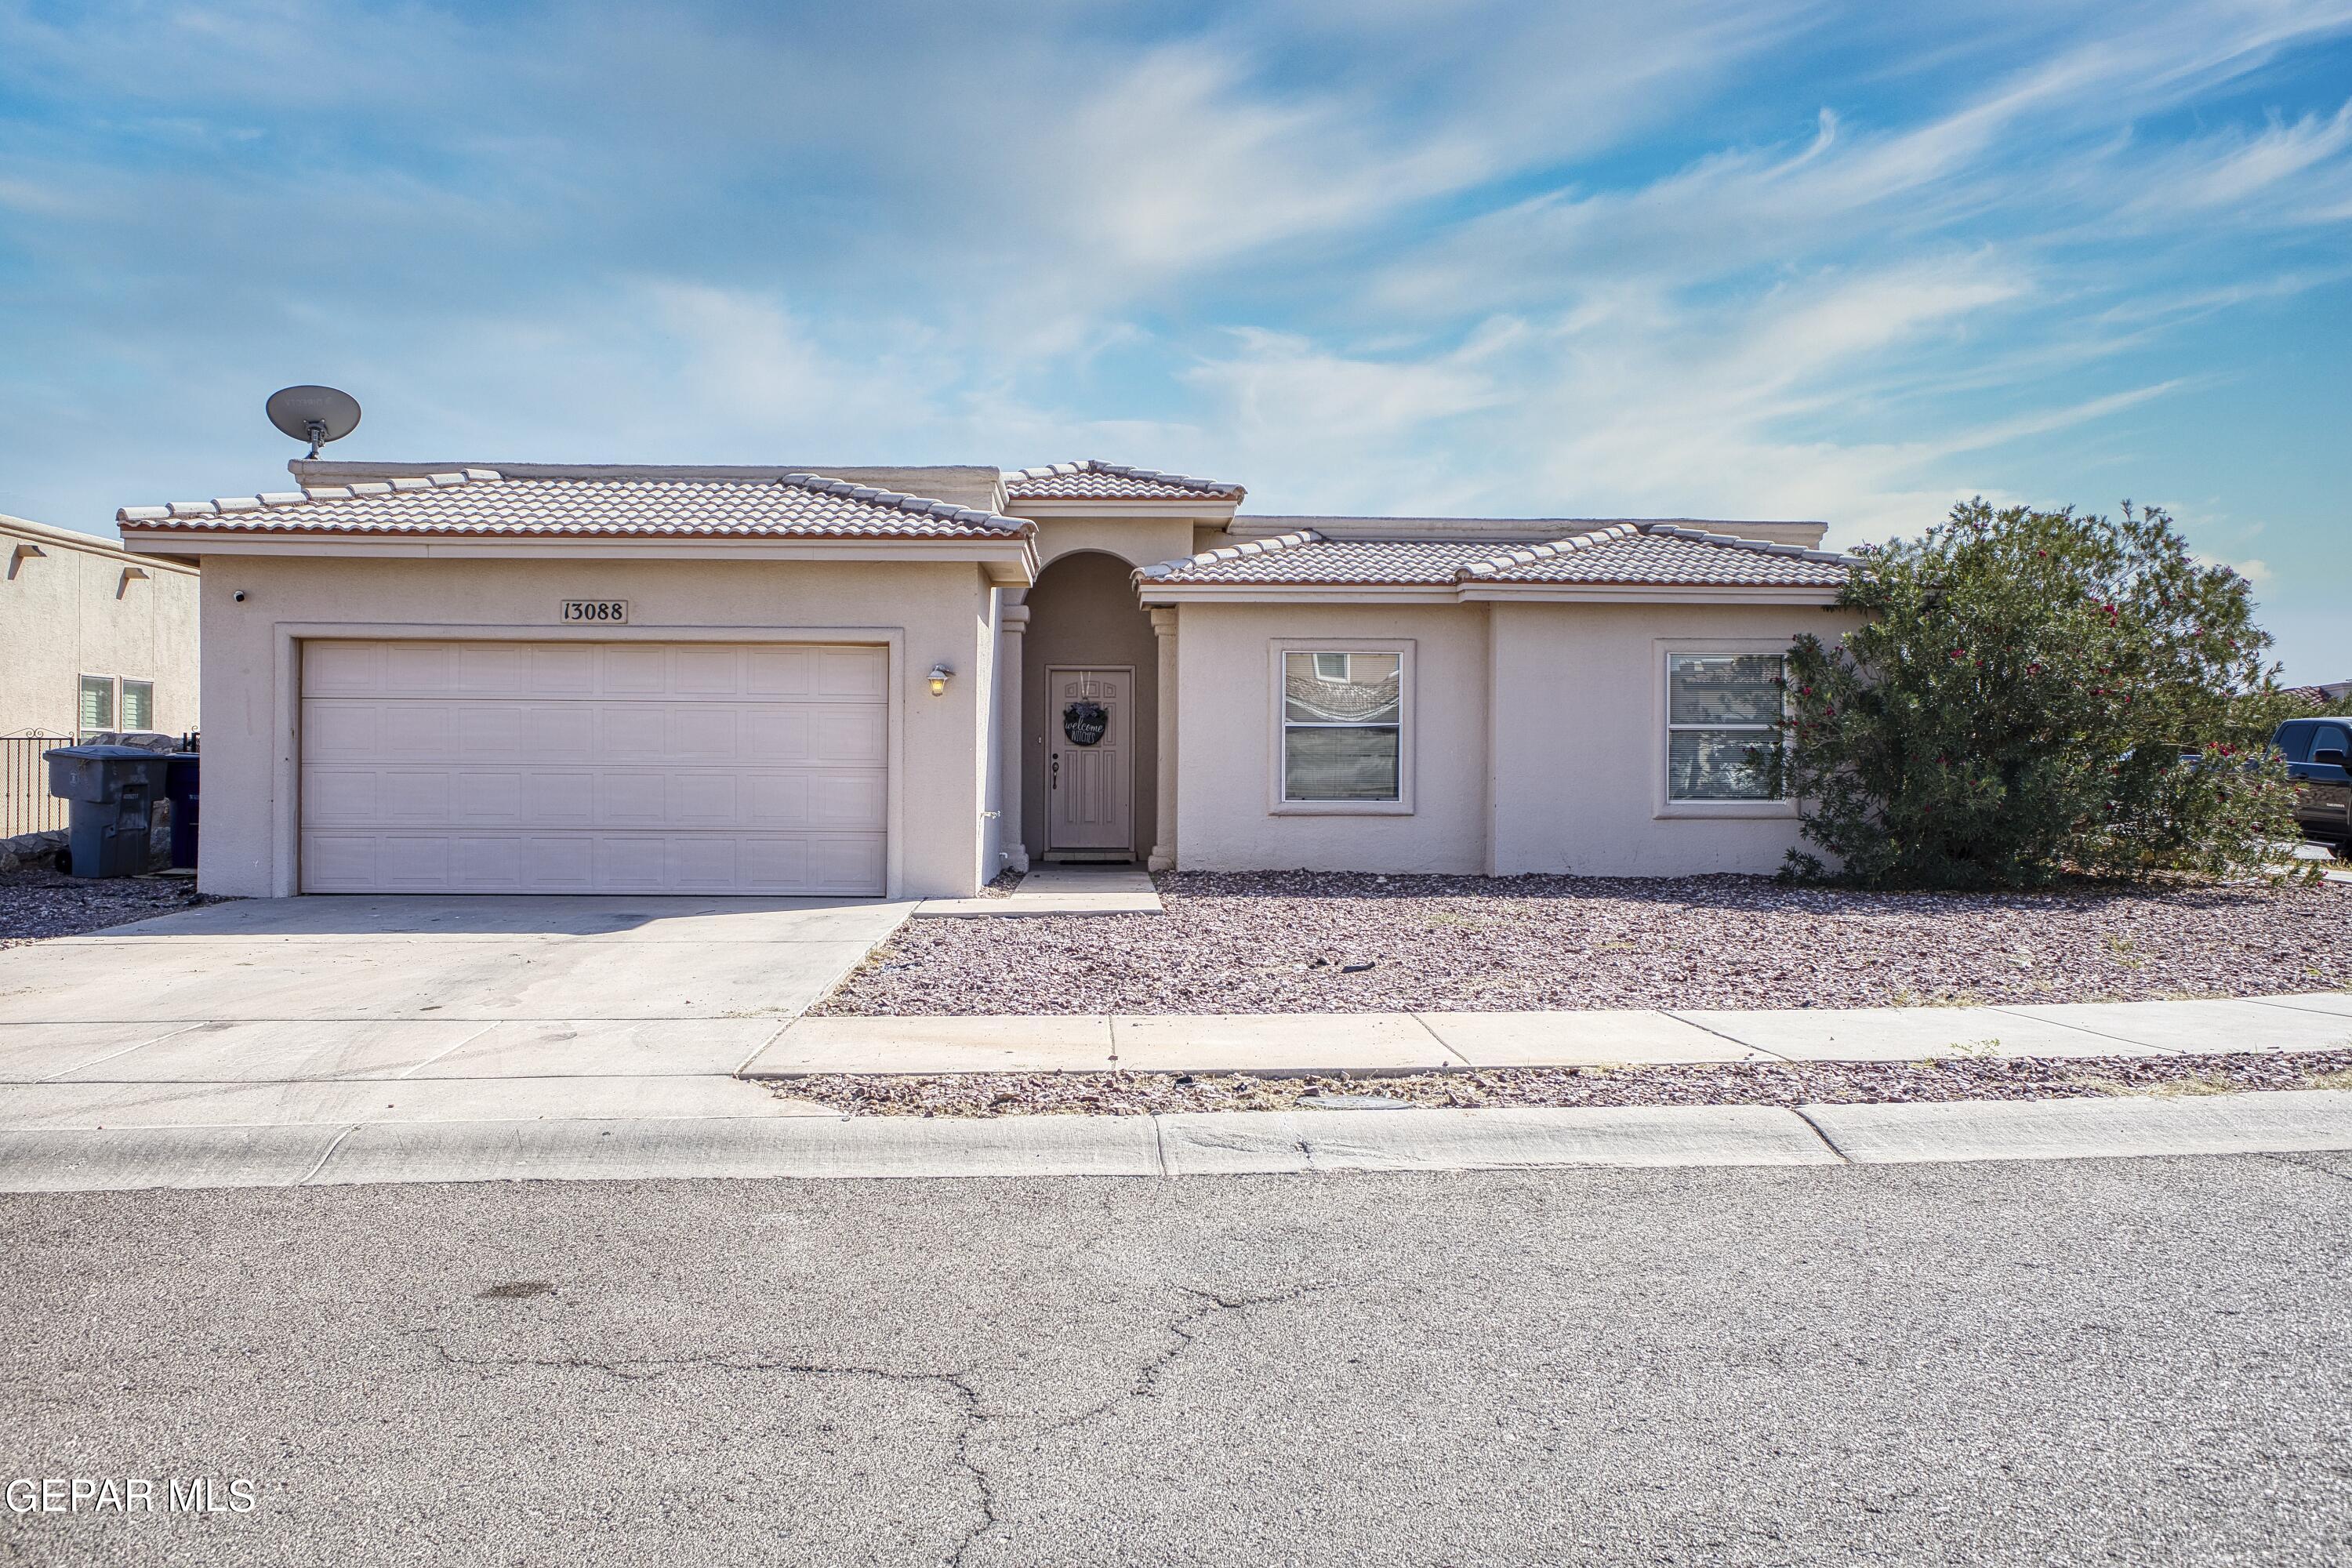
[1062,699,1109,746]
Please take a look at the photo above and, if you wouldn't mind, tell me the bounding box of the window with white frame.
[78,675,114,736]
[121,680,154,731]
[1280,649,1404,802]
[1665,652,1787,801]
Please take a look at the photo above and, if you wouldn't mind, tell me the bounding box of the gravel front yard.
[0,868,201,951]
[781,1047,2352,1117]
[818,870,2352,1016]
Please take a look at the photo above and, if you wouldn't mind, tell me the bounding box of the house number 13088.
[560,600,629,623]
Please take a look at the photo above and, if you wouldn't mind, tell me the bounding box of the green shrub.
[1783,499,2303,887]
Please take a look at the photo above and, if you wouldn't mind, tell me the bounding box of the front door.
[1047,666,1133,855]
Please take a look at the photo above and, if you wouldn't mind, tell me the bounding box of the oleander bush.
[1783,499,2303,888]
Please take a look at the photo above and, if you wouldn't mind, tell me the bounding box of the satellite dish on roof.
[265,385,362,458]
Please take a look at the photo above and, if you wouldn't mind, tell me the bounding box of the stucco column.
[1149,606,1178,872]
[997,600,1031,873]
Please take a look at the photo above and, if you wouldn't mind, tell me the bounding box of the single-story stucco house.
[114,459,1859,899]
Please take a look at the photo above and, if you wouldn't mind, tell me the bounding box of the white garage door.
[299,640,888,895]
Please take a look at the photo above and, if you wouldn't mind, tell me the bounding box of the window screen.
[1282,651,1403,802]
[1666,654,1786,800]
[78,675,114,735]
[121,681,154,731]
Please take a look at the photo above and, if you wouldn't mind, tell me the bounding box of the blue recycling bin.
[165,752,200,869]
[44,745,172,879]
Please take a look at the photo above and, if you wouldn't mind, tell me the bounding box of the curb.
[1,1091,2348,1193]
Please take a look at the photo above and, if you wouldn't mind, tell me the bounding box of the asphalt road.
[4,1154,2350,1567]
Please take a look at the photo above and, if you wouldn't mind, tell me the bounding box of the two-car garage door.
[299,640,887,895]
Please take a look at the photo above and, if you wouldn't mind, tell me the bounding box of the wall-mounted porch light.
[927,663,953,696]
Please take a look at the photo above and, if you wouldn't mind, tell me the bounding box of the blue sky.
[2,0,2347,677]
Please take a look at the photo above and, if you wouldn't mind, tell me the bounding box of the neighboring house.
[115,459,1857,899]
[2,513,201,739]
[2,512,200,837]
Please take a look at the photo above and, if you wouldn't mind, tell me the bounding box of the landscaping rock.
[0,865,203,950]
[778,1048,2352,1118]
[818,869,2352,1016]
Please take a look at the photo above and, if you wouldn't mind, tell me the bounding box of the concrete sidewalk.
[746,992,2352,1077]
[3,1088,2348,1192]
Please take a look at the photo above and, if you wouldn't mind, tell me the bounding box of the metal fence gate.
[1,735,70,838]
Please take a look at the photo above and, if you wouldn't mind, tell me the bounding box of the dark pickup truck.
[2274,717,2352,844]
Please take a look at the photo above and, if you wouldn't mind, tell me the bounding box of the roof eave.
[116,530,1039,582]
[1136,580,1848,606]
[1135,583,1464,605]
[1455,582,1848,605]
[1004,497,1240,521]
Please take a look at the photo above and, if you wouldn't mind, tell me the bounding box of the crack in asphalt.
[2259,1150,2352,1185]
[400,1322,1003,1564]
[397,1275,1359,1564]
[1036,1278,1357,1436]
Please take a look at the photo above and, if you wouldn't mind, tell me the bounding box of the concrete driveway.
[0,895,910,1130]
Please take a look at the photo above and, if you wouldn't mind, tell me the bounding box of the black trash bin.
[44,745,172,879]
[164,750,200,870]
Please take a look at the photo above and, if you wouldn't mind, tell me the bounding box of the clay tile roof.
[1459,524,1852,586]
[1137,524,1853,590]
[1004,459,1245,503]
[115,470,1035,541]
[1138,532,1496,586]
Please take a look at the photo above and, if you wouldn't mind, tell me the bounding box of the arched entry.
[1019,550,1159,862]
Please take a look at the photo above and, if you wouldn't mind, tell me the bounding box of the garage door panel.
[454,705,528,757]
[818,648,887,700]
[673,647,741,695]
[305,702,386,760]
[384,771,456,825]
[305,642,384,695]
[741,710,812,762]
[381,704,456,757]
[303,768,379,826]
[601,772,668,824]
[529,645,597,695]
[382,643,454,693]
[450,644,531,695]
[811,837,885,891]
[745,646,817,698]
[539,773,595,825]
[815,709,887,764]
[668,707,742,760]
[521,837,596,890]
[521,703,594,755]
[601,645,669,695]
[452,835,522,890]
[734,837,808,888]
[670,773,742,825]
[302,641,887,895]
[745,774,811,826]
[811,772,887,829]
[446,771,523,825]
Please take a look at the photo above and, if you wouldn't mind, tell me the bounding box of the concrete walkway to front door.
[0,895,911,1130]
[911,865,1163,919]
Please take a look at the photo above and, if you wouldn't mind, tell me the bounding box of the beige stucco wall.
[1,516,200,737]
[1171,597,1863,877]
[192,553,996,900]
[1174,601,1494,874]
[1026,516,1198,572]
[1486,600,1863,877]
